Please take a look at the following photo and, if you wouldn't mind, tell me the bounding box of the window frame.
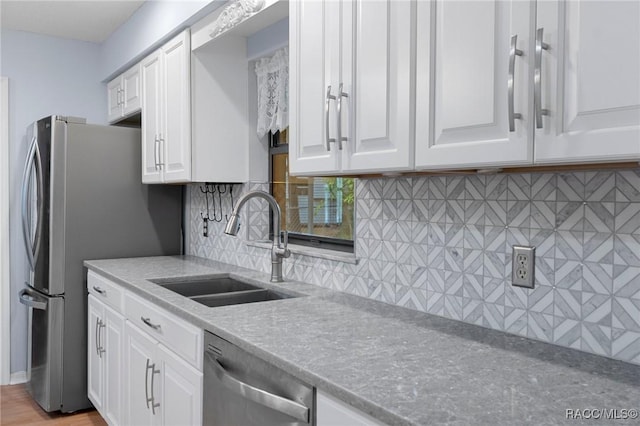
[268,132,355,253]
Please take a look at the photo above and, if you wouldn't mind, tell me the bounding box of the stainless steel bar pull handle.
[97,319,106,357]
[508,35,523,132]
[150,366,160,414]
[145,360,160,414]
[158,134,164,168]
[337,83,348,150]
[154,136,160,170]
[205,351,311,423]
[141,316,161,330]
[145,359,152,409]
[95,318,100,356]
[535,28,550,129]
[325,85,336,151]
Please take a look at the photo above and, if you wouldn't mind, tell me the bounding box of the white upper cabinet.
[289,0,341,175]
[122,65,142,118]
[141,50,163,184]
[161,32,191,182]
[290,0,414,176]
[415,0,534,169]
[107,64,141,124]
[141,30,191,184]
[534,0,640,163]
[415,0,640,170]
[342,0,413,173]
[107,78,123,124]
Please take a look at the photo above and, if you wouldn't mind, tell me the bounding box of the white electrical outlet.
[512,246,535,288]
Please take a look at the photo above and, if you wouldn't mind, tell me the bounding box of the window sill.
[245,240,359,264]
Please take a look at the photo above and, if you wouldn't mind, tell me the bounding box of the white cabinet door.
[122,64,141,118]
[415,0,533,169]
[290,0,413,175]
[289,0,341,175]
[157,344,202,426]
[125,322,159,426]
[87,295,104,413]
[141,50,163,184]
[107,78,123,124]
[103,305,125,426]
[317,391,386,426]
[140,31,191,184]
[534,0,640,163]
[109,65,142,123]
[341,0,413,173]
[161,31,191,182]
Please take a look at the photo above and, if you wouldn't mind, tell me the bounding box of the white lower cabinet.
[156,343,203,426]
[124,321,158,426]
[124,322,202,425]
[88,294,125,426]
[317,391,387,426]
[88,295,105,413]
[88,272,203,426]
[124,322,202,426]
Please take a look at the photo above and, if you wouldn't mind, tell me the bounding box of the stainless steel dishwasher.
[204,331,315,425]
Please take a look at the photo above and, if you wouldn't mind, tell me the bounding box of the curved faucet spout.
[224,190,290,282]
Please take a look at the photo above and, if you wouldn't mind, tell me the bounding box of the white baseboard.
[9,371,27,385]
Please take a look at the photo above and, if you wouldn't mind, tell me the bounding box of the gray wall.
[1,29,106,373]
[2,0,226,378]
[188,170,640,366]
[99,0,222,81]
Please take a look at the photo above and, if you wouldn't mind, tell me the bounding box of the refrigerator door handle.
[19,288,47,310]
[21,136,37,269]
[32,141,44,264]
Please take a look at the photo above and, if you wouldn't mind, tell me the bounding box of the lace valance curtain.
[255,47,288,138]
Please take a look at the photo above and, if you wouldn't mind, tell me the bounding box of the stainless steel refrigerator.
[18,116,182,413]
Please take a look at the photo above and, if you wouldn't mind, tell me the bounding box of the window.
[270,130,354,252]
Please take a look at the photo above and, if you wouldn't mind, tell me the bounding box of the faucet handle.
[279,231,291,258]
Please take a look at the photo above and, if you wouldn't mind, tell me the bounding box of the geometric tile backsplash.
[188,169,640,365]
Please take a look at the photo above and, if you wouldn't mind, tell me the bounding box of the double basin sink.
[150,275,297,308]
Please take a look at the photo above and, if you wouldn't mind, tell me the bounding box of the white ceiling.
[1,0,146,43]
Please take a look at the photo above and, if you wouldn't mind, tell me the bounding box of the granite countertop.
[84,255,640,425]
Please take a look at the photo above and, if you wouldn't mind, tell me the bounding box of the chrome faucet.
[224,190,291,282]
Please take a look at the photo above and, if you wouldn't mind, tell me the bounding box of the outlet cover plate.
[512,245,535,288]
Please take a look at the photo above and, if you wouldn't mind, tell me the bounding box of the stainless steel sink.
[191,289,292,308]
[153,277,262,297]
[149,275,296,307]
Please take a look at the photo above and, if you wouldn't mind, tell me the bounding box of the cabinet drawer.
[87,271,124,312]
[124,291,202,370]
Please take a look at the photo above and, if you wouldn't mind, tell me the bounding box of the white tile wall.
[188,169,640,365]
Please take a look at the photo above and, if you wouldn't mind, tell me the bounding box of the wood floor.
[0,384,106,425]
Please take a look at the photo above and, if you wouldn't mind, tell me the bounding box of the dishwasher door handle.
[206,351,310,423]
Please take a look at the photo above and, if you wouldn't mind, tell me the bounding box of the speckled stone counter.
[84,256,640,426]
